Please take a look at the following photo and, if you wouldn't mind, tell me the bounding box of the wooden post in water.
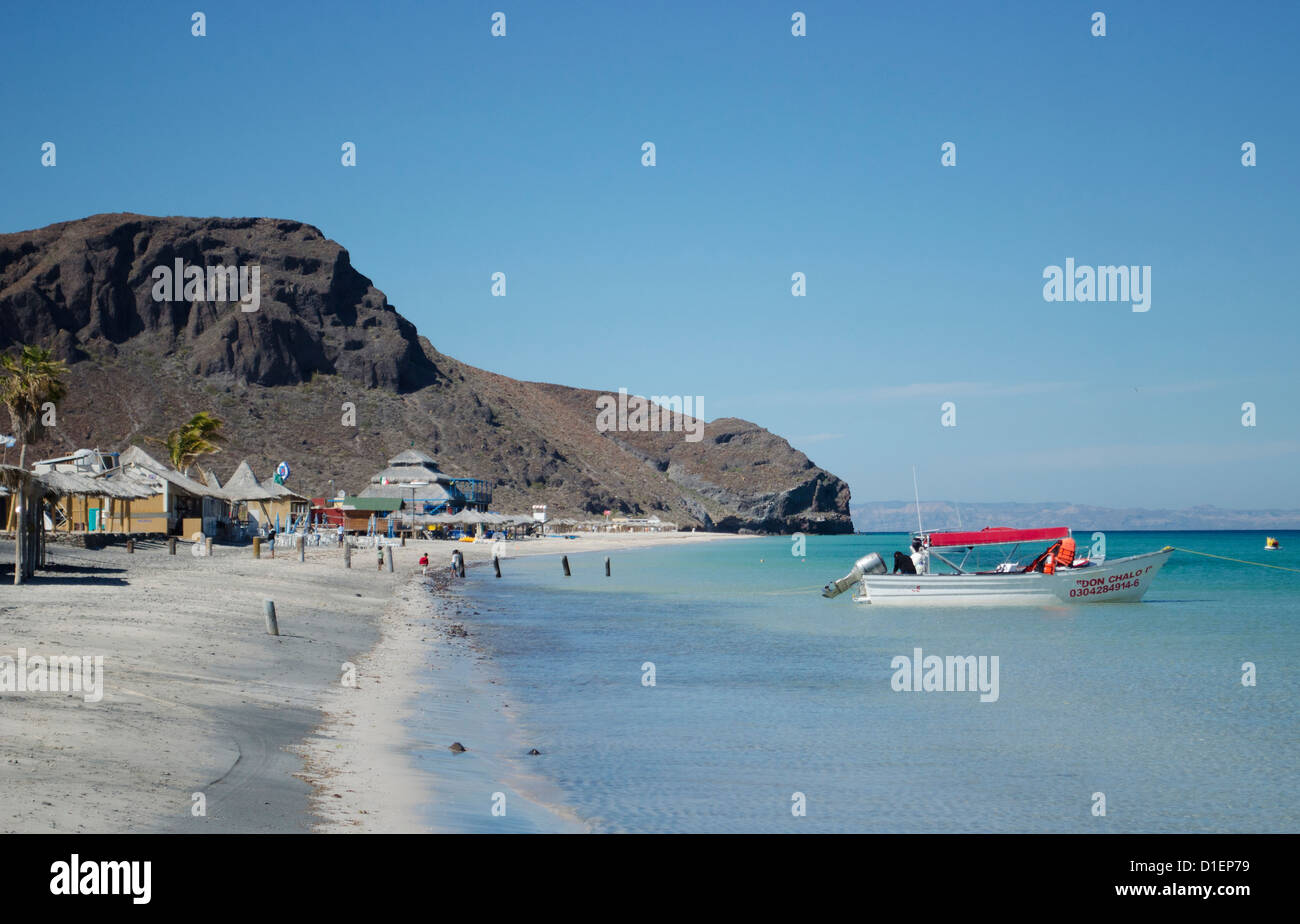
[263,599,279,636]
[493,556,501,578]
[169,537,177,555]
[562,555,571,577]
[343,541,352,568]
[253,537,261,559]
[605,556,611,577]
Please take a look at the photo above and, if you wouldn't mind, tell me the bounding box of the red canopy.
[925,526,1070,548]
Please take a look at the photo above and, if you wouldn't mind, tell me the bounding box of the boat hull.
[852,548,1173,606]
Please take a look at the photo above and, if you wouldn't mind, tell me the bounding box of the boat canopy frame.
[913,527,1073,575]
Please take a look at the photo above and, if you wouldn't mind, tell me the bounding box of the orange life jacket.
[1042,550,1056,574]
[1056,537,1076,568]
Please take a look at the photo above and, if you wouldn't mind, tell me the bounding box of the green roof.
[339,496,403,512]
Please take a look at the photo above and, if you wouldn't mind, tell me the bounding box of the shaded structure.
[359,449,492,520]
[223,459,309,532]
[116,445,228,536]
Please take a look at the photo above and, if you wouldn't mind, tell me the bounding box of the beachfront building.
[607,515,677,533]
[264,479,311,530]
[223,460,310,533]
[31,449,119,531]
[115,445,227,536]
[312,495,404,535]
[29,446,226,537]
[358,449,492,524]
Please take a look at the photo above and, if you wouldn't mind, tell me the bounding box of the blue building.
[358,449,491,519]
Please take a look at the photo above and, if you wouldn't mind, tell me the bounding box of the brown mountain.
[0,213,852,533]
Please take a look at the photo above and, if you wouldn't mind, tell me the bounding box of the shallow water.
[429,532,1299,832]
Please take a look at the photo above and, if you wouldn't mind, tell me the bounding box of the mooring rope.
[1168,546,1300,574]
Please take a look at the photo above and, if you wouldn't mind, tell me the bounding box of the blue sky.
[3,1,1297,509]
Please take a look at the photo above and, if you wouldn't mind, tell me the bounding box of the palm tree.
[0,344,69,470]
[0,344,68,580]
[152,412,226,475]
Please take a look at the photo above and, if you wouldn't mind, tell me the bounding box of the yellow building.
[33,446,225,536]
[115,446,228,536]
[222,460,309,533]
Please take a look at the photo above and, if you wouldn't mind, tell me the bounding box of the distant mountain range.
[851,501,1300,532]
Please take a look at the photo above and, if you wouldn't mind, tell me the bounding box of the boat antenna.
[912,466,924,537]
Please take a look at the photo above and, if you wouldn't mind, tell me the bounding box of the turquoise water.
[443,532,1299,832]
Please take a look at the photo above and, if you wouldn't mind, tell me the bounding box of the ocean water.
[440,532,1299,832]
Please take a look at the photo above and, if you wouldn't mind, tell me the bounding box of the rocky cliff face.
[0,214,436,390]
[0,213,852,533]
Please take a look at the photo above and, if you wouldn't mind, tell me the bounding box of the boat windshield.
[923,541,1028,574]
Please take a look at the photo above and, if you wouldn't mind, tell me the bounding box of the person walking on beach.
[267,526,277,558]
[337,523,345,547]
[419,552,429,575]
[377,545,385,571]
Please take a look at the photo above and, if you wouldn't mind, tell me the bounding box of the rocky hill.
[0,213,852,533]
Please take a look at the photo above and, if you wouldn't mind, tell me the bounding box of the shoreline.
[0,530,747,833]
[0,540,394,833]
[300,529,751,833]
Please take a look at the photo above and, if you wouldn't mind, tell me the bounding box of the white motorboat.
[823,526,1173,606]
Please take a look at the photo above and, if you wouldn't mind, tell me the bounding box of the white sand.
[0,538,406,832]
[300,530,749,832]
[0,530,745,833]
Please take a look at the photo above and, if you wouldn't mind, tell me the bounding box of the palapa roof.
[0,464,40,496]
[263,479,307,501]
[118,446,226,498]
[0,465,154,500]
[424,511,527,525]
[356,447,474,502]
[388,449,438,466]
[92,469,159,499]
[361,480,452,501]
[222,460,308,502]
[222,460,278,502]
[38,469,154,500]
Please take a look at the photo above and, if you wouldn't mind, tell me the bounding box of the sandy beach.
[300,529,748,833]
[0,529,745,833]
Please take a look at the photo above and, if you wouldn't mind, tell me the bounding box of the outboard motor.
[822,552,887,598]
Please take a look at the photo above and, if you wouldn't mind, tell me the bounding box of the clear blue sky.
[3,1,1297,509]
